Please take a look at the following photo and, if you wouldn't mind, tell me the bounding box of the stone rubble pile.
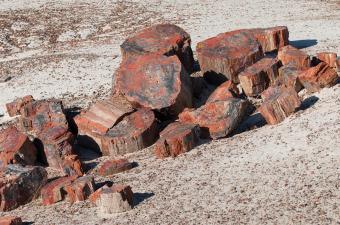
[0,23,339,221]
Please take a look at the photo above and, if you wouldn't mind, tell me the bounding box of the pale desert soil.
[0,0,339,224]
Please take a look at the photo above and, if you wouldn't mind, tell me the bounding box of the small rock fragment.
[298,62,339,93]
[154,122,200,159]
[96,158,133,176]
[258,86,301,125]
[278,45,310,69]
[238,57,280,96]
[316,52,337,68]
[120,24,195,73]
[0,165,47,211]
[0,216,22,225]
[196,29,264,83]
[0,126,37,170]
[96,184,134,214]
[179,98,249,139]
[64,176,95,203]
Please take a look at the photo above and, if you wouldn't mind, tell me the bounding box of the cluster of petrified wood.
[0,24,339,216]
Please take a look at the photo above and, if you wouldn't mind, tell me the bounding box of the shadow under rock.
[299,95,319,110]
[23,222,34,225]
[133,192,155,206]
[232,112,267,136]
[289,39,318,49]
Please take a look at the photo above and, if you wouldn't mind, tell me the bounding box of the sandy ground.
[0,0,339,224]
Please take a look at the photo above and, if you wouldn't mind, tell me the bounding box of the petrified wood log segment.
[251,26,289,52]
[95,158,133,176]
[277,63,303,92]
[316,52,337,68]
[179,98,249,139]
[298,62,339,93]
[5,95,34,117]
[113,53,192,116]
[196,29,264,83]
[206,80,239,103]
[120,24,195,73]
[258,86,301,125]
[154,122,200,159]
[278,45,310,69]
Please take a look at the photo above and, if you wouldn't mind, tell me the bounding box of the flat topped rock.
[154,122,200,159]
[179,98,249,139]
[102,108,158,156]
[120,24,194,73]
[197,29,263,83]
[0,126,37,169]
[278,45,310,69]
[251,26,289,52]
[113,53,192,115]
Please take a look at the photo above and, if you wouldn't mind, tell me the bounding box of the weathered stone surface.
[5,95,34,117]
[120,24,195,73]
[64,176,95,203]
[258,86,301,125]
[298,62,339,93]
[0,165,47,211]
[40,175,78,205]
[196,29,264,83]
[179,98,249,139]
[278,45,310,69]
[75,97,134,136]
[0,126,37,170]
[277,63,303,92]
[113,53,192,115]
[238,57,280,96]
[96,158,133,176]
[154,122,200,159]
[62,155,83,176]
[0,216,22,225]
[316,52,337,68]
[96,184,133,214]
[102,108,158,156]
[206,80,239,103]
[251,26,289,52]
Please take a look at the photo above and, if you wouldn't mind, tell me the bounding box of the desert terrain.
[0,0,339,224]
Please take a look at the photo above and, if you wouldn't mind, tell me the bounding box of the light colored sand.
[0,0,339,224]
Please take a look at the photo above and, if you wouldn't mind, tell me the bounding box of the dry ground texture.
[0,0,339,224]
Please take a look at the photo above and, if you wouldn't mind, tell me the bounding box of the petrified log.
[96,158,133,176]
[278,45,310,69]
[154,122,200,159]
[206,80,239,103]
[277,63,303,92]
[5,95,34,117]
[316,52,337,68]
[251,26,289,52]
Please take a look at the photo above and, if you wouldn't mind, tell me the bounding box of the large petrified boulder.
[154,122,200,159]
[0,165,47,211]
[206,80,239,103]
[0,126,37,170]
[278,45,310,69]
[179,98,249,139]
[298,62,339,93]
[251,26,289,52]
[238,57,280,97]
[316,52,337,68]
[101,108,159,156]
[120,24,195,74]
[277,63,303,92]
[113,53,192,116]
[196,29,264,84]
[258,86,301,125]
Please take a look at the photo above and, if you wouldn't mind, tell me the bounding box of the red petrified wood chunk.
[0,216,22,225]
[316,52,337,68]
[196,29,264,83]
[278,45,310,69]
[238,57,280,97]
[113,53,192,115]
[154,122,200,159]
[40,175,78,205]
[64,176,95,203]
[120,24,195,73]
[206,80,239,103]
[298,62,339,93]
[251,26,289,52]
[96,158,133,176]
[102,108,158,156]
[0,126,37,170]
[258,86,301,125]
[277,63,303,92]
[179,98,249,139]
[5,95,34,117]
[0,165,47,211]
[95,184,134,214]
